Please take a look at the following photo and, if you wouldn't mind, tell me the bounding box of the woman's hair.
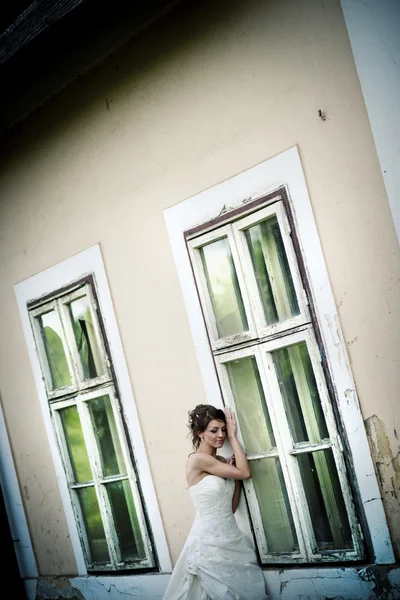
[188,404,226,450]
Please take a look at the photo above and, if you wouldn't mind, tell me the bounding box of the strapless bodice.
[189,475,235,516]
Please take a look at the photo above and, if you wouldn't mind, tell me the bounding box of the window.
[28,277,154,572]
[187,195,364,564]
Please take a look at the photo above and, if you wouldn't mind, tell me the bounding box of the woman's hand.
[227,454,235,465]
[225,406,237,440]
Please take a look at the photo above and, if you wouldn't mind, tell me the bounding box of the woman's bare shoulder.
[186,452,203,469]
[188,452,226,468]
[187,451,214,465]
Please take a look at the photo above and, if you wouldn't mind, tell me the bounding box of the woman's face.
[200,419,227,449]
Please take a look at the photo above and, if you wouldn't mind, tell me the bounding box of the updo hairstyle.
[188,404,226,450]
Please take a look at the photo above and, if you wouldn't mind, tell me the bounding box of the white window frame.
[58,285,111,388]
[30,284,155,571]
[14,245,172,576]
[188,201,310,351]
[188,224,258,349]
[29,300,78,399]
[163,145,395,565]
[50,385,154,570]
[190,201,363,564]
[216,329,364,563]
[231,202,310,336]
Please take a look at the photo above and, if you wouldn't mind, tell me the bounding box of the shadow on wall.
[0,483,25,597]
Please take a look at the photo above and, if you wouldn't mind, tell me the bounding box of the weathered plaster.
[365,415,400,560]
[270,565,400,600]
[36,578,85,600]
[49,575,169,600]
[29,569,400,600]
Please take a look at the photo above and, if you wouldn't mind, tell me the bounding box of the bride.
[163,404,268,600]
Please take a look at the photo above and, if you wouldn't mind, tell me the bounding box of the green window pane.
[250,458,298,553]
[59,406,93,483]
[225,356,276,454]
[245,215,299,324]
[106,480,146,561]
[199,238,248,338]
[297,450,353,551]
[88,395,126,477]
[39,311,72,389]
[77,486,110,564]
[68,296,104,380]
[272,342,329,444]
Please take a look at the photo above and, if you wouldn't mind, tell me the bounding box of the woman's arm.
[226,453,242,513]
[192,451,251,480]
[232,480,241,513]
[190,408,250,480]
[225,407,250,479]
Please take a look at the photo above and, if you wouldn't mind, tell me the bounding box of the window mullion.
[259,222,291,320]
[51,403,93,565]
[107,390,155,565]
[274,203,309,318]
[58,286,112,389]
[70,482,97,489]
[231,202,309,338]
[225,226,257,339]
[30,300,78,397]
[57,298,84,388]
[231,222,269,335]
[215,355,270,560]
[188,225,257,349]
[190,244,221,342]
[51,402,84,488]
[84,285,112,380]
[287,343,321,443]
[247,450,279,460]
[257,345,316,561]
[304,332,364,558]
[289,441,331,455]
[77,397,121,568]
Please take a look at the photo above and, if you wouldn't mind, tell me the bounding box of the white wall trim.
[14,244,172,575]
[24,579,38,600]
[0,403,38,578]
[164,145,394,565]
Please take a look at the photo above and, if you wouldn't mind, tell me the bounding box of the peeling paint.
[36,578,85,600]
[365,415,400,559]
[274,565,400,599]
[358,565,400,600]
[28,568,400,600]
[344,388,355,406]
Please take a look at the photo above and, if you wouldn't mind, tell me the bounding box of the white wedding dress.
[163,475,268,600]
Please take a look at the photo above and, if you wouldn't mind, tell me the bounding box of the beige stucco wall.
[0,0,399,575]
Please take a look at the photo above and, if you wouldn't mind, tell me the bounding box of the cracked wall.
[33,576,169,600]
[30,570,400,600]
